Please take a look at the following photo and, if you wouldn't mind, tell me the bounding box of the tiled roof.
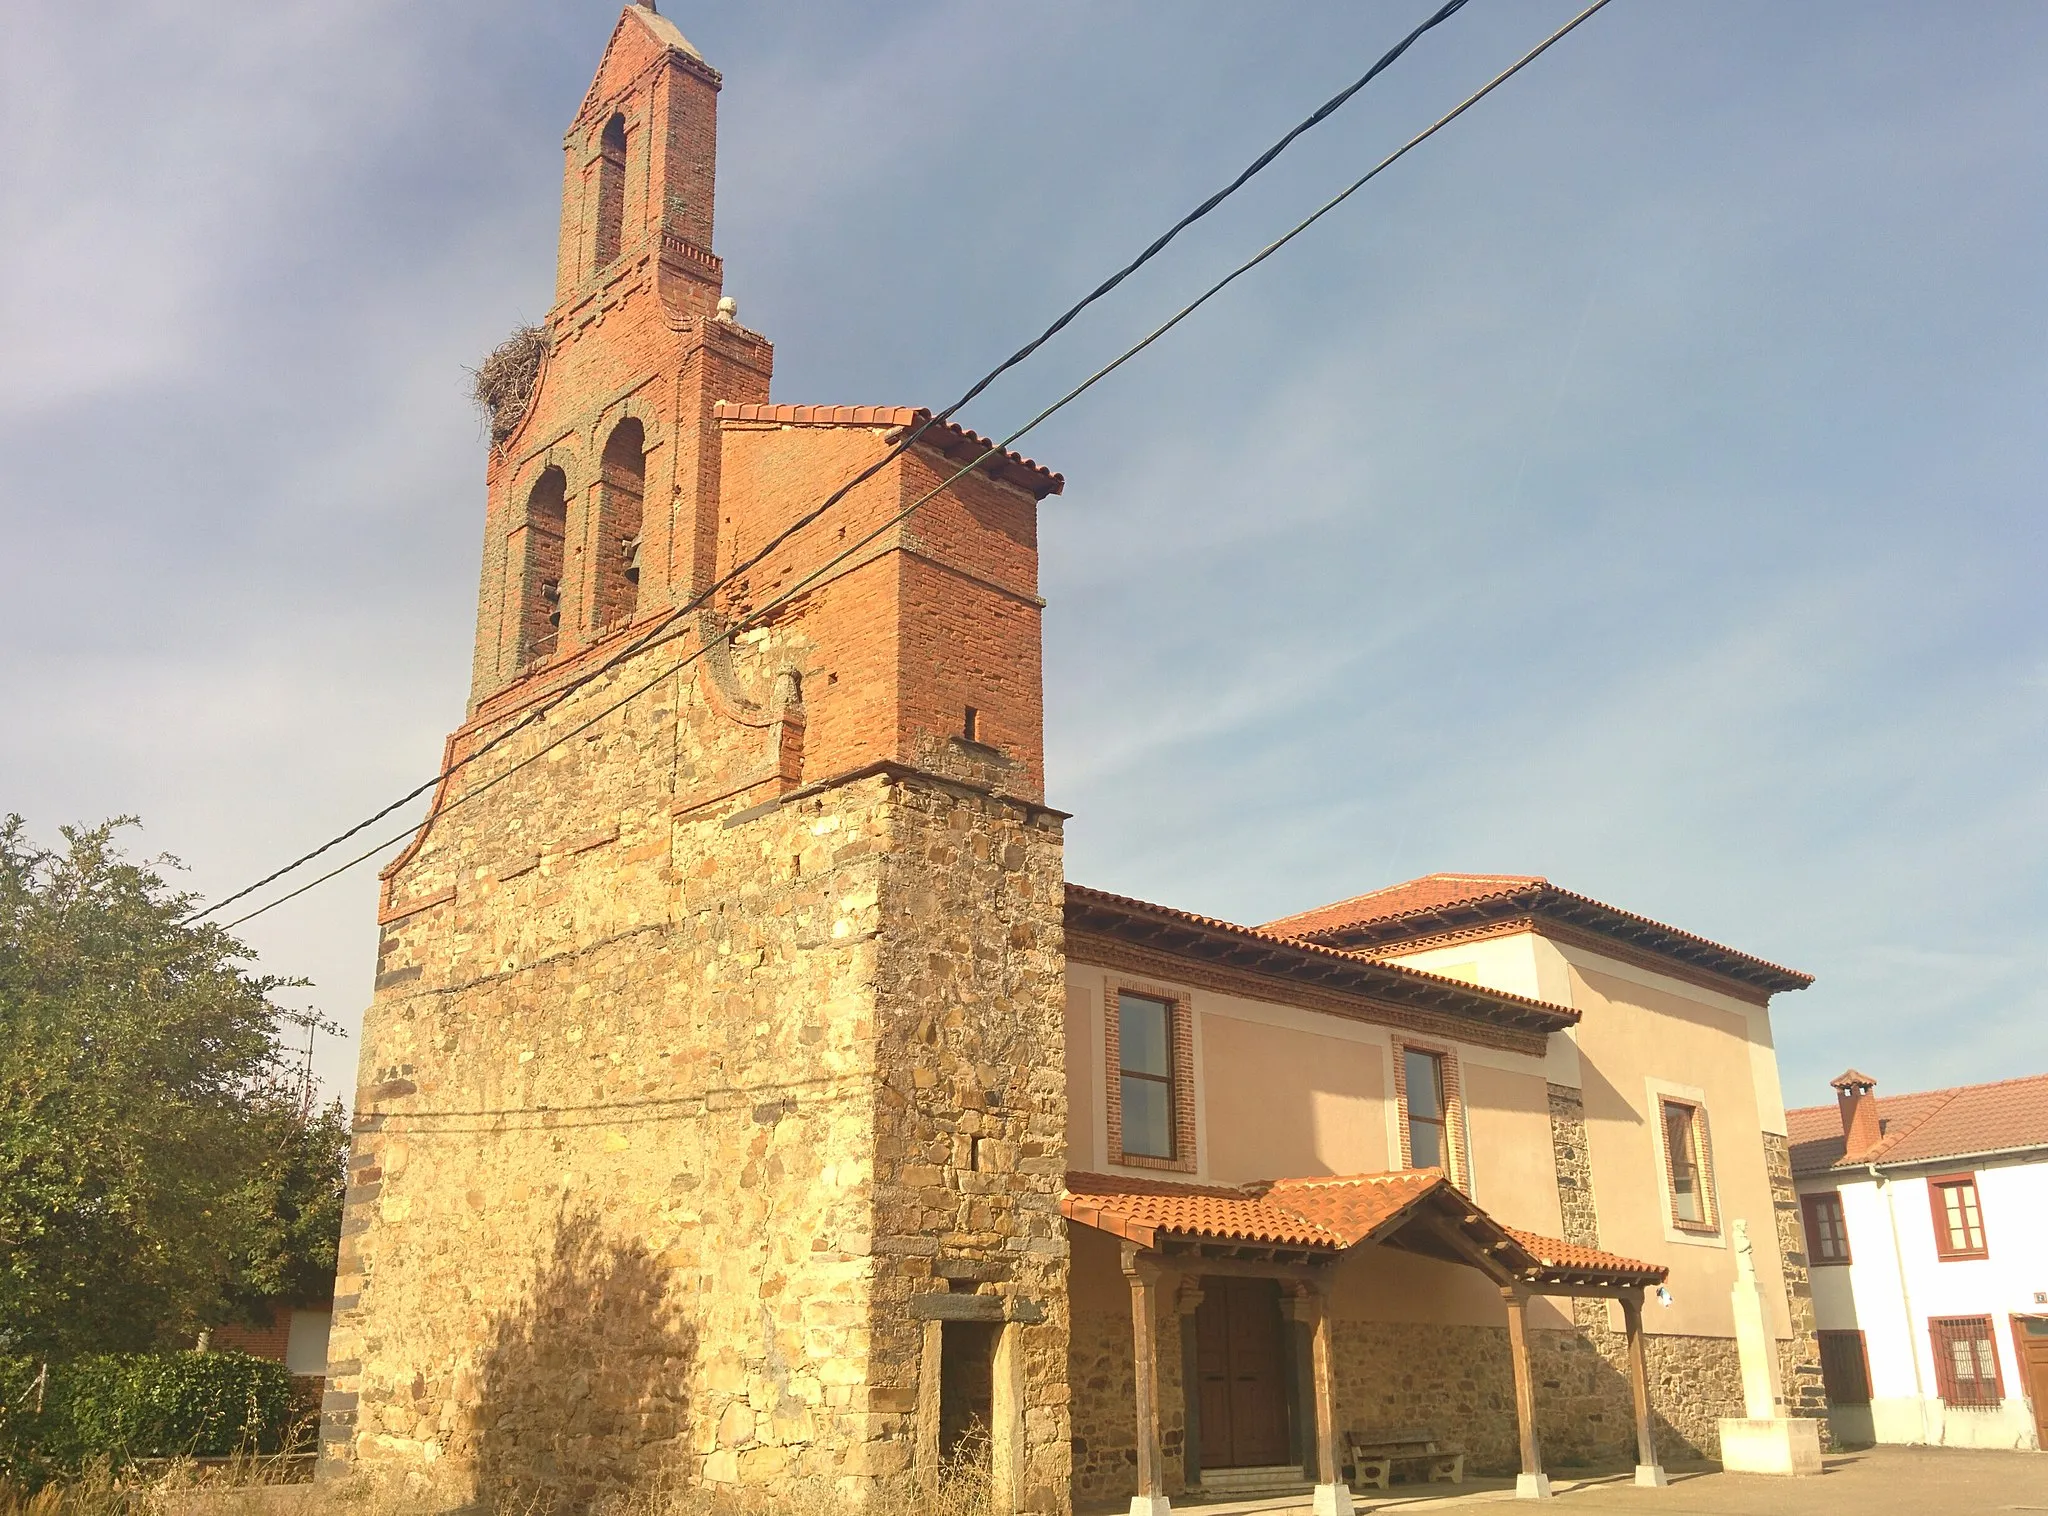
[712,402,1063,498]
[1064,884,1579,1039]
[1265,874,1545,936]
[1789,1071,2048,1176]
[1260,873,1812,997]
[1061,1170,1665,1288]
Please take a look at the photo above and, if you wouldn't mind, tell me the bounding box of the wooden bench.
[1343,1428,1465,1491]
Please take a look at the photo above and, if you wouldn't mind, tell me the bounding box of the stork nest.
[472,322,548,442]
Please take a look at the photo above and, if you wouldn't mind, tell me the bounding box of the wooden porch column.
[1123,1246,1171,1516]
[1502,1287,1551,1500]
[1302,1281,1352,1516]
[1621,1289,1668,1488]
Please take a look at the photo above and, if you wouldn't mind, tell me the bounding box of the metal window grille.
[1929,1315,2003,1407]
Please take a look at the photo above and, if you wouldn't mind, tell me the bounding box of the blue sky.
[2,2,2042,1110]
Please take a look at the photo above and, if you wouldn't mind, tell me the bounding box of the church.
[322,8,1824,1510]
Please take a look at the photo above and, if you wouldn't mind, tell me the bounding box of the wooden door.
[1194,1277,1291,1467]
[2013,1316,2048,1447]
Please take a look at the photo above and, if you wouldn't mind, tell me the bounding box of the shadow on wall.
[471,1206,698,1512]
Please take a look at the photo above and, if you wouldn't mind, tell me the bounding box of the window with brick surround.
[1929,1174,1988,1261]
[1929,1316,2003,1407]
[595,113,627,269]
[1802,1191,1851,1265]
[1105,983,1194,1171]
[1817,1329,1872,1406]
[1658,1098,1718,1232]
[1405,1049,1449,1172]
[1391,1039,1464,1183]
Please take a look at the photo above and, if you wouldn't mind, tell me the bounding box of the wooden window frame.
[1928,1172,1989,1261]
[1928,1314,2004,1407]
[1816,1328,1873,1407]
[1801,1191,1852,1266]
[1390,1037,1465,1186]
[1104,980,1196,1174]
[1657,1097,1719,1234]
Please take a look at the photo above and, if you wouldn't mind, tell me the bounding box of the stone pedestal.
[1635,1462,1669,1487]
[1128,1496,1172,1516]
[1515,1472,1554,1500]
[1717,1416,1823,1476]
[1716,1219,1822,1476]
[1312,1482,1353,1516]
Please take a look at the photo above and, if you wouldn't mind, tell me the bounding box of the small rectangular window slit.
[962,706,978,742]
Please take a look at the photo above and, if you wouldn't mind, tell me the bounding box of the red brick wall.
[215,1313,291,1362]
[461,8,1054,806]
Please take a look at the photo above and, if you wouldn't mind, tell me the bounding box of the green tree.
[0,817,347,1356]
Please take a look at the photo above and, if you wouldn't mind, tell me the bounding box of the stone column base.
[1312,1482,1353,1516]
[1717,1416,1823,1476]
[1635,1463,1669,1487]
[1515,1472,1554,1500]
[1129,1496,1172,1516]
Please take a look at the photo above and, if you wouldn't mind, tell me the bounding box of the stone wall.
[324,607,1070,1509]
[1546,1084,1600,1248]
[1067,1298,1189,1507]
[867,776,1072,1509]
[1329,1318,1741,1474]
[1064,1297,1744,1501]
[1763,1131,1828,1423]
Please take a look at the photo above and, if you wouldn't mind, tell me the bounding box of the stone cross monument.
[1716,1219,1823,1475]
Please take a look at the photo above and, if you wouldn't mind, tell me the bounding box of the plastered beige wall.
[1198,1015,1386,1183]
[1063,961,1534,1190]
[1564,951,1790,1341]
[1459,1063,1565,1238]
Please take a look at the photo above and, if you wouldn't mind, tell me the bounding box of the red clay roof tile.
[1790,1071,2048,1175]
[1259,873,1811,996]
[711,402,1063,497]
[1061,1170,1664,1286]
[1064,884,1579,1037]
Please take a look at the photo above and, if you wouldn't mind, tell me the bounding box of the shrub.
[0,1352,302,1485]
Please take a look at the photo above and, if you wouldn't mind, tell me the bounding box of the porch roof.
[1062,1169,1667,1292]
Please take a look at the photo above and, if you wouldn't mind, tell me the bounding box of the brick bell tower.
[323,6,1074,1511]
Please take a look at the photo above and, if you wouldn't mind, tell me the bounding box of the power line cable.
[214,0,1619,932]
[182,0,1480,926]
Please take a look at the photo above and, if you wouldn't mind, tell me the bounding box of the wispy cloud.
[3,1,2043,1108]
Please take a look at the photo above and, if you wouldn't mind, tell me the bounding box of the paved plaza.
[1146,1446,2048,1515]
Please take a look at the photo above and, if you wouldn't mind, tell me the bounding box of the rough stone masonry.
[320,7,1072,1508]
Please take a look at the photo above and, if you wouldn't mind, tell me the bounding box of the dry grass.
[2,1428,1002,1516]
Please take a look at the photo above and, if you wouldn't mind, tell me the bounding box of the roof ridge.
[1860,1087,1964,1164]
[1258,874,1811,994]
[1788,1067,2048,1121]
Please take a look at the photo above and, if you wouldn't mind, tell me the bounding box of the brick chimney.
[1831,1068,1882,1160]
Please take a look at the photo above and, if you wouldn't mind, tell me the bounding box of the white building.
[1790,1068,2048,1450]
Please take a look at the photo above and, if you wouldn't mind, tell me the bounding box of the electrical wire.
[213,0,1620,932]
[179,2,1483,926]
